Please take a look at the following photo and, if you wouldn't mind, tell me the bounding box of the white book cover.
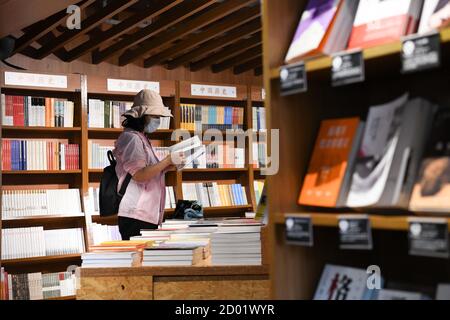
[314,264,373,300]
[418,0,450,34]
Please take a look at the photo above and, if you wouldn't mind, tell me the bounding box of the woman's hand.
[166,151,186,168]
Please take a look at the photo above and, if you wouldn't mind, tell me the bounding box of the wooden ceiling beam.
[167,18,261,70]
[189,32,261,71]
[143,5,260,68]
[33,0,138,59]
[64,0,182,62]
[211,45,262,73]
[233,56,262,74]
[91,0,216,64]
[119,0,256,66]
[12,0,96,55]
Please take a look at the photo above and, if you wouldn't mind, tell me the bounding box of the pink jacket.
[113,128,166,225]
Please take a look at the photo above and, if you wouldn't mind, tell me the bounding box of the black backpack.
[99,150,132,216]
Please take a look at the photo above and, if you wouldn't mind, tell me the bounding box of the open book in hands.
[169,136,206,170]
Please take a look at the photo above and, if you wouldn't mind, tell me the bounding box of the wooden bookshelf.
[45,295,76,300]
[1,254,82,266]
[269,27,450,79]
[263,0,450,300]
[2,170,82,175]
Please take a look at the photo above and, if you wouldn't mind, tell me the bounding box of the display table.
[76,264,270,300]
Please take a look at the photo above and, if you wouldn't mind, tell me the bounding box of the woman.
[113,89,184,240]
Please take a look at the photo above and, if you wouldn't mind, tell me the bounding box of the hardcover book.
[298,117,363,207]
[410,108,450,212]
[418,0,450,34]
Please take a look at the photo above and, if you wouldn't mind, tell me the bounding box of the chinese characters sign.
[107,78,160,93]
[5,71,67,89]
[191,84,237,98]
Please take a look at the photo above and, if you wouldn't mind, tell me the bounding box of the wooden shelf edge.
[270,27,450,79]
[2,214,85,221]
[2,126,82,131]
[2,170,81,174]
[272,213,450,232]
[183,168,248,173]
[1,254,82,265]
[44,295,76,300]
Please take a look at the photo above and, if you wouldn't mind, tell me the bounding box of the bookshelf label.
[107,78,160,93]
[338,215,373,250]
[285,215,313,246]
[4,71,67,88]
[402,32,441,73]
[279,62,307,96]
[190,84,237,98]
[408,218,449,259]
[331,50,365,87]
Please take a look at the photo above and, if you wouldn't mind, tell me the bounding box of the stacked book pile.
[210,223,262,266]
[81,241,152,268]
[142,245,204,267]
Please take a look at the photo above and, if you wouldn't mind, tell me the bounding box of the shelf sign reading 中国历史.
[4,71,67,89]
[190,84,237,98]
[279,62,307,96]
[107,78,160,93]
[285,214,313,246]
[338,215,373,250]
[402,32,441,73]
[408,218,449,258]
[331,50,365,87]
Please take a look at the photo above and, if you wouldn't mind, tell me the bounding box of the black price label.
[285,215,313,246]
[409,219,449,258]
[402,32,441,73]
[331,50,365,87]
[338,215,373,250]
[279,62,307,96]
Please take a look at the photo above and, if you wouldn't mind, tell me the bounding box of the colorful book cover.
[314,264,379,300]
[298,117,360,207]
[348,0,421,49]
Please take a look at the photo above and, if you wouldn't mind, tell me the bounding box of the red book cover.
[13,96,25,126]
[76,144,80,169]
[5,95,14,122]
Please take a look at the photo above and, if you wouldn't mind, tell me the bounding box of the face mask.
[144,117,160,133]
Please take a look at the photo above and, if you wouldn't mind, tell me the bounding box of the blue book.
[257,107,261,131]
[20,140,24,170]
[232,184,241,205]
[23,140,27,170]
[12,141,19,170]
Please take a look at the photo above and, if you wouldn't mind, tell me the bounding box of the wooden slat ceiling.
[7,0,262,75]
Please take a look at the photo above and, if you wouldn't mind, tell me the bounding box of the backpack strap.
[118,173,132,197]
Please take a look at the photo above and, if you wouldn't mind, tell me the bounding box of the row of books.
[285,0,450,64]
[252,107,266,132]
[1,94,75,127]
[314,264,450,300]
[182,182,248,207]
[299,93,450,213]
[180,104,244,131]
[87,99,171,129]
[81,241,150,268]
[1,188,82,220]
[0,268,76,300]
[1,139,80,171]
[88,139,115,169]
[88,99,131,128]
[252,141,268,168]
[1,227,85,260]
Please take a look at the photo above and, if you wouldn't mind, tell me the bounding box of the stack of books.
[2,139,79,171]
[180,104,244,131]
[1,188,82,219]
[1,94,74,127]
[182,182,248,207]
[81,240,153,268]
[88,139,115,169]
[210,223,262,266]
[142,245,204,266]
[90,223,121,246]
